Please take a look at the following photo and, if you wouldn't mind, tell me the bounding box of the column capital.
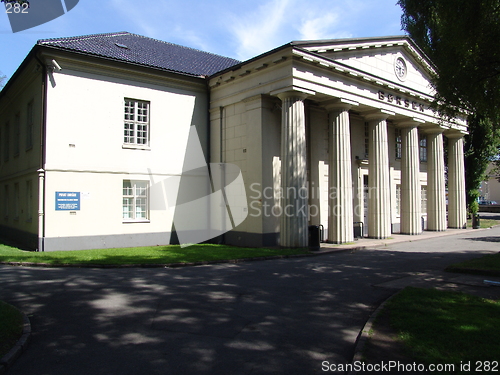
[324,98,359,113]
[396,117,425,128]
[423,126,446,135]
[364,109,395,122]
[445,131,466,139]
[271,86,315,101]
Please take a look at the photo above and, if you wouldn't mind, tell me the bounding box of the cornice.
[290,49,434,103]
[39,49,208,93]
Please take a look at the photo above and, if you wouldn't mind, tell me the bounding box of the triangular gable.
[293,36,436,96]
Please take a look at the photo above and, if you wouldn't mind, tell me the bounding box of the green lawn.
[0,301,23,358]
[446,252,500,276]
[384,287,500,372]
[0,243,309,266]
[467,218,499,229]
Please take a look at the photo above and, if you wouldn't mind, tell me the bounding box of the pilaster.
[399,121,421,235]
[447,133,467,229]
[276,91,309,247]
[325,100,357,244]
[426,128,447,231]
[365,111,393,239]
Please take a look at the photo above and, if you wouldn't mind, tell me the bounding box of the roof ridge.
[38,31,131,45]
[38,31,239,63]
[35,31,240,77]
[116,32,240,62]
[290,35,409,46]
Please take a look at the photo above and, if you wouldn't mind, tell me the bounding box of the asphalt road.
[1,226,500,375]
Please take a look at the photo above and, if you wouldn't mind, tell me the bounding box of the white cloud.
[228,0,291,61]
[298,12,340,41]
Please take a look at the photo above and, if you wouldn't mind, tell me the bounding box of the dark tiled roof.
[37,32,240,77]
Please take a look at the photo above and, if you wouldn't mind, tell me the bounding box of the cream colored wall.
[0,60,43,239]
[308,107,328,233]
[211,94,281,239]
[42,66,208,244]
[324,48,434,96]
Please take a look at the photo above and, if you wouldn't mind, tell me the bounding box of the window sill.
[122,144,151,151]
[122,220,150,224]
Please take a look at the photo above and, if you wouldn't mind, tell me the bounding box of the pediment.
[294,36,436,96]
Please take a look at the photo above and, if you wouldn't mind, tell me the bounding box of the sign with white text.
[55,192,80,211]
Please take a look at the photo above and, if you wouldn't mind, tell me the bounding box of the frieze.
[378,90,425,112]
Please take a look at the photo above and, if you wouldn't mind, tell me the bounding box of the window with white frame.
[26,100,34,150]
[123,180,149,221]
[364,122,369,158]
[124,99,149,146]
[26,180,32,222]
[395,128,402,159]
[421,185,427,214]
[14,183,19,220]
[396,184,401,216]
[419,133,427,162]
[4,121,9,162]
[14,113,20,157]
[4,185,8,219]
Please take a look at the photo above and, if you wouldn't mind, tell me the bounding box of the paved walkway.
[1,225,500,375]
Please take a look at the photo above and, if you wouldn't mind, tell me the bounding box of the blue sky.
[1,0,404,81]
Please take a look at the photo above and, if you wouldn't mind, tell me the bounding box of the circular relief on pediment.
[394,57,407,81]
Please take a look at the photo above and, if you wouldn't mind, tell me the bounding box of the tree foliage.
[0,73,6,89]
[464,114,498,209]
[398,0,500,213]
[398,0,500,122]
[0,0,29,4]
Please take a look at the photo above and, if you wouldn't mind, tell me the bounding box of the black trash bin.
[308,225,321,251]
[472,214,480,229]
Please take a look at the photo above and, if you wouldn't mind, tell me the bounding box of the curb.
[0,309,31,375]
[348,291,401,375]
[0,225,490,269]
[0,247,353,269]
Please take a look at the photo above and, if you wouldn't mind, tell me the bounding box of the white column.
[366,112,392,239]
[277,91,309,247]
[326,102,355,244]
[426,129,447,231]
[447,133,467,229]
[399,122,421,235]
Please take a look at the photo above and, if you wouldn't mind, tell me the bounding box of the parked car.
[479,200,498,205]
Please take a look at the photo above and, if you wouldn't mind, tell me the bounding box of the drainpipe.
[219,106,226,244]
[35,53,47,252]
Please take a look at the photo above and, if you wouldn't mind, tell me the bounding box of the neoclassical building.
[209,36,467,247]
[0,32,466,251]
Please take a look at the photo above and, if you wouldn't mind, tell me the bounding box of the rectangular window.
[364,122,369,158]
[124,99,149,146]
[395,128,402,159]
[419,134,427,162]
[122,180,149,221]
[421,185,428,214]
[26,100,34,150]
[14,183,19,220]
[396,184,401,216]
[14,113,20,157]
[4,122,9,162]
[4,185,9,219]
[26,180,32,221]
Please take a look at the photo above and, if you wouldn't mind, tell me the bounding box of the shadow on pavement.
[0,239,497,374]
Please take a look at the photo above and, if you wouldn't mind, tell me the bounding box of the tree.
[398,0,500,214]
[0,0,29,4]
[0,72,6,89]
